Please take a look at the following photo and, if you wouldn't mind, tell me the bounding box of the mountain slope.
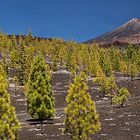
[85,18,140,46]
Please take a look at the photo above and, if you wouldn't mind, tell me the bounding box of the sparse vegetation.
[0,32,139,139]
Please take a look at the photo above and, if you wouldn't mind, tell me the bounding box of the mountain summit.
[85,18,140,46]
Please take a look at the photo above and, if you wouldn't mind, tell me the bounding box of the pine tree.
[24,31,33,46]
[1,53,9,76]
[107,75,118,104]
[119,60,127,76]
[126,44,135,60]
[58,44,66,66]
[93,69,109,97]
[10,47,19,68]
[27,55,55,122]
[64,72,101,140]
[51,56,58,71]
[17,45,27,85]
[137,49,140,72]
[109,47,121,71]
[10,34,17,49]
[112,87,130,107]
[127,63,138,81]
[0,65,20,140]
[24,45,35,83]
[65,46,74,72]
[99,49,112,76]
[94,69,118,100]
[13,76,19,96]
[90,59,101,77]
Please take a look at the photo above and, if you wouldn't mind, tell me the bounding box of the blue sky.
[0,0,140,42]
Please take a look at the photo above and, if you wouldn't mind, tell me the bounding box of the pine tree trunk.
[110,97,113,105]
[120,103,123,107]
[41,120,44,134]
[15,84,16,96]
[103,91,105,97]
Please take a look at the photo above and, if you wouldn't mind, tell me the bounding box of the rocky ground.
[9,70,140,140]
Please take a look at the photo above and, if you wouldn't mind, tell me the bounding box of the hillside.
[85,18,140,46]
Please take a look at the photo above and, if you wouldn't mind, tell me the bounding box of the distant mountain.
[85,18,140,46]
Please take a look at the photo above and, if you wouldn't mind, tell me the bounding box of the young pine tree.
[112,87,130,107]
[93,69,109,97]
[94,69,118,101]
[27,55,55,122]
[64,72,101,140]
[13,76,19,96]
[119,60,127,76]
[1,54,9,76]
[107,75,118,104]
[0,66,20,140]
[127,63,138,81]
[51,56,58,71]
[99,49,112,76]
[17,45,27,85]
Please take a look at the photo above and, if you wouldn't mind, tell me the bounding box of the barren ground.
[9,70,140,140]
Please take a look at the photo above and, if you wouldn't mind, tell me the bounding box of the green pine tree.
[51,56,58,71]
[94,69,118,101]
[13,76,19,96]
[112,87,130,107]
[1,53,9,76]
[93,69,109,97]
[99,49,112,76]
[119,60,127,76]
[27,55,55,122]
[64,72,101,140]
[17,45,27,85]
[128,63,138,81]
[0,65,20,140]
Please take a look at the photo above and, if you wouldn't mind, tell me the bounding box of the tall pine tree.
[27,55,55,122]
[64,72,101,140]
[17,44,27,85]
[0,65,20,140]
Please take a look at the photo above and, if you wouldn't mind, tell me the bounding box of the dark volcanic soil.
[9,71,140,140]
